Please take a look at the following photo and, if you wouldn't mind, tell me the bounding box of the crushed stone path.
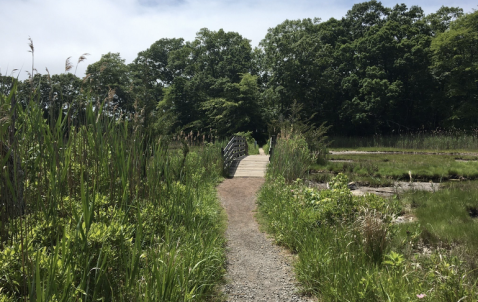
[218,178,313,302]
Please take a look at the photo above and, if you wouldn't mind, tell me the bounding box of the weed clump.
[268,133,316,181]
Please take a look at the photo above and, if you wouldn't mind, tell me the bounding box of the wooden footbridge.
[222,136,272,178]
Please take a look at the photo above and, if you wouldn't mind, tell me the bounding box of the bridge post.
[269,135,276,161]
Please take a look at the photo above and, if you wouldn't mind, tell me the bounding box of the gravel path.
[218,178,313,302]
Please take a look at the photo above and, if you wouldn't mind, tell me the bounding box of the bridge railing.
[222,136,248,176]
[268,135,276,161]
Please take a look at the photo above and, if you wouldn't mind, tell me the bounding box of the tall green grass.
[401,181,478,253]
[262,139,270,155]
[0,83,226,301]
[318,153,478,181]
[258,138,478,301]
[331,131,478,151]
[268,133,315,181]
[258,175,478,301]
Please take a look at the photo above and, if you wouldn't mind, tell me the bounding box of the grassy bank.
[330,132,478,152]
[0,86,226,301]
[312,153,478,183]
[257,135,478,301]
[400,181,478,258]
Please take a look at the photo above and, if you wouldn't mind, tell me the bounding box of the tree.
[426,6,464,35]
[201,73,263,137]
[260,18,339,126]
[337,2,440,134]
[431,10,478,128]
[344,0,390,40]
[187,28,253,83]
[156,28,256,135]
[130,38,185,133]
[157,76,207,133]
[85,53,133,114]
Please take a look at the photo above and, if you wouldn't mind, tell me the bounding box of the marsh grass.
[268,132,315,182]
[331,131,478,151]
[0,81,226,301]
[313,153,478,182]
[401,181,478,250]
[259,169,478,300]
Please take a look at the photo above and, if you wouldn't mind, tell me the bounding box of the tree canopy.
[3,2,477,141]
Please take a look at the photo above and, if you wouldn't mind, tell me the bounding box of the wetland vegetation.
[259,133,478,301]
[2,0,478,300]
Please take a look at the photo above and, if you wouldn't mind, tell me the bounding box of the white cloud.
[1,0,476,80]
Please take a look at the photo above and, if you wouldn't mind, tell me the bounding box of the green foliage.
[202,73,263,137]
[268,133,315,181]
[318,153,478,181]
[258,1,476,135]
[402,181,478,249]
[233,131,260,155]
[257,172,478,301]
[330,131,478,151]
[6,1,478,138]
[291,174,396,225]
[156,29,262,136]
[425,6,464,35]
[431,10,478,128]
[270,101,330,156]
[0,83,227,301]
[129,38,186,135]
[85,52,134,113]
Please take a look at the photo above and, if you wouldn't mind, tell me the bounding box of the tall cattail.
[75,53,90,76]
[45,68,51,82]
[27,36,34,77]
[65,57,73,73]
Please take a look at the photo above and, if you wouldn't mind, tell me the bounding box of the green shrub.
[257,172,478,301]
[268,134,315,181]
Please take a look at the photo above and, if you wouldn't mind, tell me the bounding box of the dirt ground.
[217,178,312,302]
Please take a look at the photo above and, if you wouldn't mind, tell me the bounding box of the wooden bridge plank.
[229,155,269,178]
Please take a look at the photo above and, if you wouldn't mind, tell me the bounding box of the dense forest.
[1,1,477,140]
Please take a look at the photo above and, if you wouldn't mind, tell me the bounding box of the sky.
[1,0,476,80]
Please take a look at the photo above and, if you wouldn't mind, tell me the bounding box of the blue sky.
[1,0,476,80]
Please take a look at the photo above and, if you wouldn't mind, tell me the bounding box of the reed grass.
[315,153,478,181]
[401,181,478,250]
[0,81,226,301]
[258,137,478,301]
[331,131,478,151]
[267,132,315,181]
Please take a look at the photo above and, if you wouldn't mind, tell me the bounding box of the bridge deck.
[229,154,269,178]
